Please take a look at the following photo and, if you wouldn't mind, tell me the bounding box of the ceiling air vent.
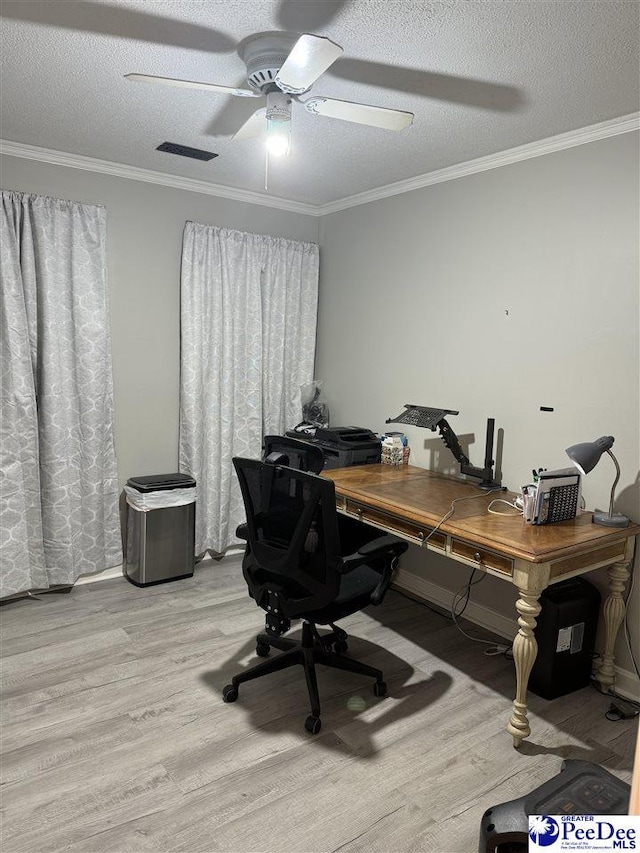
[156,142,218,161]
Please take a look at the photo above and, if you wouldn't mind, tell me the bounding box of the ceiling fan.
[126,32,414,157]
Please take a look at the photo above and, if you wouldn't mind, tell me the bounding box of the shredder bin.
[123,473,196,586]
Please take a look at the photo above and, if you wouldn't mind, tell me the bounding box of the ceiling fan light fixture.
[266,120,291,156]
[265,90,292,122]
[265,90,292,156]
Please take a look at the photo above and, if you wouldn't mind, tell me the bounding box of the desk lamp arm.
[606,448,620,520]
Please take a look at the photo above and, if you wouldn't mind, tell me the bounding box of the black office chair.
[266,434,387,551]
[234,434,325,545]
[238,434,381,554]
[224,457,408,733]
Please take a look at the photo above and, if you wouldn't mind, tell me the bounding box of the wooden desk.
[323,464,639,748]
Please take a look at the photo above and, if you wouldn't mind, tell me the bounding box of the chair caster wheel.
[373,680,387,697]
[222,684,238,703]
[256,641,270,657]
[333,640,348,654]
[305,715,322,734]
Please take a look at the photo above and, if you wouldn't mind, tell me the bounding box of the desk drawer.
[340,498,446,550]
[451,539,514,576]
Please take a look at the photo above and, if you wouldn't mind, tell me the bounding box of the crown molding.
[2,112,638,217]
[0,140,318,216]
[316,112,640,215]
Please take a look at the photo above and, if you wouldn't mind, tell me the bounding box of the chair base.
[222,621,386,732]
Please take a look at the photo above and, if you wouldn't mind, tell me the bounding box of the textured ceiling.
[1,0,638,207]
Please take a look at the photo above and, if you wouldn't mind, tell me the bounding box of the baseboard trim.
[74,549,245,587]
[393,568,640,703]
[74,565,124,585]
[394,567,518,639]
[612,668,640,704]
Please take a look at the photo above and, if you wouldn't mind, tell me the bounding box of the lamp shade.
[565,436,614,476]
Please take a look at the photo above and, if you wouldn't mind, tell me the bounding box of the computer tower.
[529,577,600,700]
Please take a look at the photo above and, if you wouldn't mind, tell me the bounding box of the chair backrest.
[262,434,325,474]
[232,457,342,618]
[263,434,379,555]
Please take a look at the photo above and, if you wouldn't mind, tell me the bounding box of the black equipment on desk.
[478,759,630,853]
[285,426,381,469]
[386,404,502,490]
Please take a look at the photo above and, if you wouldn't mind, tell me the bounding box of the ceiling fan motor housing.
[242,33,301,94]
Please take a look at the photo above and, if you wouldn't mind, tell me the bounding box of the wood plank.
[1,557,634,853]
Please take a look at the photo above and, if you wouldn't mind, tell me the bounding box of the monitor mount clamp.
[386,405,502,490]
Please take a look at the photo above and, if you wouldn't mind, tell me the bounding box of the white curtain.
[179,223,319,556]
[0,191,121,598]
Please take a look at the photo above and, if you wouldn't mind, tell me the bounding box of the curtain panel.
[0,191,121,598]
[179,223,319,556]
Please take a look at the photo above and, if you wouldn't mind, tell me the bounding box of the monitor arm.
[385,405,503,490]
[436,417,501,490]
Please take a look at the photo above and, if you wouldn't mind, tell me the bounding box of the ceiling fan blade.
[327,59,524,113]
[277,0,348,31]
[1,0,236,53]
[204,97,266,137]
[275,35,343,94]
[303,97,414,131]
[125,74,260,98]
[232,109,267,141]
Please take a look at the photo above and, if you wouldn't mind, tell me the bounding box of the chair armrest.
[341,534,408,571]
[236,523,249,541]
[339,534,408,610]
[370,558,398,606]
[356,535,408,605]
[356,534,408,559]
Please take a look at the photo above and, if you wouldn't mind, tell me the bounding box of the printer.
[285,426,381,469]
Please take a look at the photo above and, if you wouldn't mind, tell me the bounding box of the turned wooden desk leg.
[593,555,633,692]
[507,565,550,748]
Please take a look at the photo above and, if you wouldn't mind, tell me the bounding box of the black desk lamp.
[565,436,629,528]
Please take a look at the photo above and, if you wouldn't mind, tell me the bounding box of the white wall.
[0,155,319,487]
[315,132,640,684]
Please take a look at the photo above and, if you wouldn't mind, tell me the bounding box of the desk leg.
[593,555,632,692]
[507,565,549,748]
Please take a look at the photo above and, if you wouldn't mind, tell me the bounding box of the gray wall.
[2,135,638,680]
[315,132,639,677]
[0,155,319,486]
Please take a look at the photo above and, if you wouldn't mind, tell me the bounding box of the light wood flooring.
[1,556,637,853]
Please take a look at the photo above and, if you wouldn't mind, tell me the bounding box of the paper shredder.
[529,577,600,699]
[124,473,196,586]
